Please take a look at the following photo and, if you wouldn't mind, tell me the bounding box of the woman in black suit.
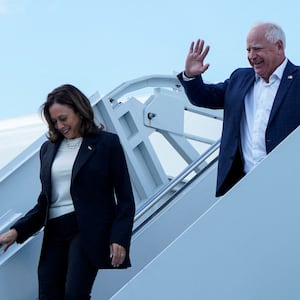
[0,84,135,299]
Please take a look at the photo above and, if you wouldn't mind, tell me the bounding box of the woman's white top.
[49,137,82,219]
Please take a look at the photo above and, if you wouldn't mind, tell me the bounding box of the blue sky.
[0,0,299,120]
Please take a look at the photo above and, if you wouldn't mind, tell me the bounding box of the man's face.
[246,25,284,82]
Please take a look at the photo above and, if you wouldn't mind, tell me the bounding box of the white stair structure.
[1,74,299,300]
[111,125,300,300]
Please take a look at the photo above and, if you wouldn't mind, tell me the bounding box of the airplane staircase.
[111,124,300,300]
[0,74,223,299]
[1,74,299,300]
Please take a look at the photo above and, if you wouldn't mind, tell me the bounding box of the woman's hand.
[0,228,18,252]
[110,243,126,268]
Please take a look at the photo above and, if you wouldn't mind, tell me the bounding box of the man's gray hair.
[263,22,286,48]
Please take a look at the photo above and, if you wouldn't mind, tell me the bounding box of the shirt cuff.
[182,71,196,81]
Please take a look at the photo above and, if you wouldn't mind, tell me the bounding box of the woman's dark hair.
[41,84,103,142]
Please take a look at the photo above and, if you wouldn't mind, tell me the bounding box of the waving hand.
[184,39,210,78]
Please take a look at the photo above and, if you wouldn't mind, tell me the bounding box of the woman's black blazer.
[13,131,136,269]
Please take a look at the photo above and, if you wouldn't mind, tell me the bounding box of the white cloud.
[0,114,44,131]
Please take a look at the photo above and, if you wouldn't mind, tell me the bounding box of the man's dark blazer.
[12,130,135,269]
[178,60,300,196]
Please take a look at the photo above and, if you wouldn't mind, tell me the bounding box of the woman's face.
[49,103,82,139]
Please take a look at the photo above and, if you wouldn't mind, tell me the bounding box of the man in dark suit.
[178,22,300,197]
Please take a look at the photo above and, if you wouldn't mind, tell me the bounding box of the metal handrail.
[102,75,182,106]
[134,139,221,222]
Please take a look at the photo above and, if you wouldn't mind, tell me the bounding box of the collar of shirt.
[254,57,288,84]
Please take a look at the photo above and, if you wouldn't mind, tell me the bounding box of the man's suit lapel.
[235,71,255,117]
[241,71,256,101]
[268,60,298,125]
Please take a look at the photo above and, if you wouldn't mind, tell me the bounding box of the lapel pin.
[88,146,93,151]
[288,75,293,80]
